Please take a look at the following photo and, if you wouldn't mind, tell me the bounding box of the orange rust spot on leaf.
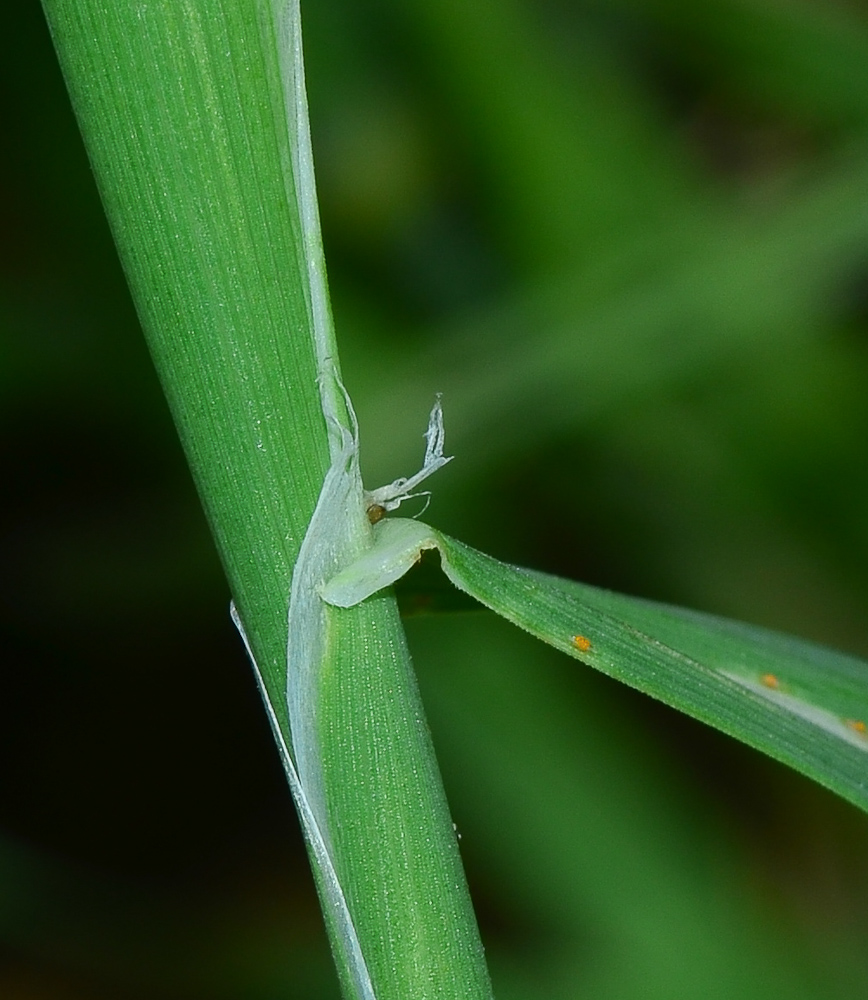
[845,719,867,736]
[760,673,779,690]
[571,635,592,653]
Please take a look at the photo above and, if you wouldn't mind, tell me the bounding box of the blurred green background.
[4,0,868,996]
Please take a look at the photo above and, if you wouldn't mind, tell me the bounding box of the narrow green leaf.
[324,518,868,813]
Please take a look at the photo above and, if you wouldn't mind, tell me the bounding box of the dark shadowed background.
[3,0,868,997]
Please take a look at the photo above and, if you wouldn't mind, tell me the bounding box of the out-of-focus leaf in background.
[3,0,868,997]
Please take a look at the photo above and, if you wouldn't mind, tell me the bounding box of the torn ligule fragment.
[364,396,453,518]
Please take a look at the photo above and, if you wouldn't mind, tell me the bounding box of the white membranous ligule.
[363,396,453,520]
[308,381,455,611]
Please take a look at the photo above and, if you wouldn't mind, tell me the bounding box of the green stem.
[41,2,492,996]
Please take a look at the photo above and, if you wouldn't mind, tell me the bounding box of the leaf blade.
[455,544,868,811]
[325,519,868,813]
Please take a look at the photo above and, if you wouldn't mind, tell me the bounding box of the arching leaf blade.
[324,519,868,813]
[439,533,868,813]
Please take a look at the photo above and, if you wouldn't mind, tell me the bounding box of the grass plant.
[11,0,868,996]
